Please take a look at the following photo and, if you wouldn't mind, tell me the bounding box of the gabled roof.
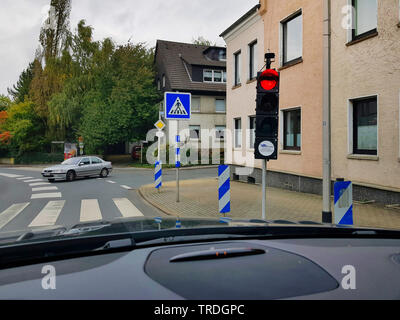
[220,4,261,38]
[155,40,226,93]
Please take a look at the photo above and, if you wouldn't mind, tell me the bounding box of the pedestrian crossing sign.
[165,92,191,120]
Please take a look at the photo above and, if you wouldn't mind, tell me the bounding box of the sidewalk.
[139,178,400,230]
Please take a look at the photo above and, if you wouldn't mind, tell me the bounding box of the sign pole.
[262,159,267,220]
[176,120,180,203]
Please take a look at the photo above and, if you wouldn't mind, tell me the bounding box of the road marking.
[29,182,51,187]
[106,180,116,184]
[120,185,133,190]
[80,199,102,222]
[113,198,144,217]
[17,176,33,180]
[29,201,65,227]
[0,203,30,229]
[31,186,58,192]
[31,193,62,199]
[24,179,44,183]
[0,173,23,178]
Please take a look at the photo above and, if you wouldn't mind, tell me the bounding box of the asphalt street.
[0,166,217,233]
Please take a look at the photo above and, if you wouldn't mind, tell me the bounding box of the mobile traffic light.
[254,68,280,160]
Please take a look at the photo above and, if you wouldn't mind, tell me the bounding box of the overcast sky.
[0,0,258,96]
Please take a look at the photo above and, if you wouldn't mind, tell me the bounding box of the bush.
[14,152,64,165]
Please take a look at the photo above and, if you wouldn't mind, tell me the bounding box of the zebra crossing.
[0,198,145,230]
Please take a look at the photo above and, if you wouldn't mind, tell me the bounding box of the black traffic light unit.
[254,68,280,160]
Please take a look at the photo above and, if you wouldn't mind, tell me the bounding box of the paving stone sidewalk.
[139,178,400,230]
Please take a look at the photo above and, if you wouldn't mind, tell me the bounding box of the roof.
[155,40,226,93]
[220,4,261,38]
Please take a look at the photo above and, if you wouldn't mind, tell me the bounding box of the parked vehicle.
[41,156,113,182]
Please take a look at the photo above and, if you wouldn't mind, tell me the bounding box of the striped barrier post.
[220,217,232,224]
[176,135,181,168]
[155,161,162,190]
[334,180,353,225]
[176,218,181,229]
[155,217,162,231]
[218,165,231,216]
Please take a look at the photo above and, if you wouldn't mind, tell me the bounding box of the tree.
[2,100,47,154]
[192,36,215,46]
[0,95,11,111]
[7,62,34,103]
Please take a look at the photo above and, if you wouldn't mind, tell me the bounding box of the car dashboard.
[0,237,399,300]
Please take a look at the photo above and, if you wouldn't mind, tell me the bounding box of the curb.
[138,186,176,217]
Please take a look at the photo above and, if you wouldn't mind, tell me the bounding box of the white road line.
[31,186,58,192]
[120,185,133,190]
[80,199,102,222]
[29,201,65,227]
[113,198,144,218]
[17,176,33,180]
[0,203,30,229]
[29,182,51,187]
[24,179,44,183]
[0,173,23,178]
[106,180,116,184]
[31,193,62,200]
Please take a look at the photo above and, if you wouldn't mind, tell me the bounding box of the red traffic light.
[259,69,279,91]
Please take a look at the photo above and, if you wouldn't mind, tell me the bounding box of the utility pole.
[322,0,332,223]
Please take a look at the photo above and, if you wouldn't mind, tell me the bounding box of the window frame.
[234,51,241,86]
[351,96,378,156]
[189,125,201,141]
[248,40,258,81]
[283,108,302,151]
[215,125,226,140]
[281,10,303,66]
[351,0,378,41]
[248,116,256,150]
[234,117,242,148]
[191,97,201,113]
[203,69,226,83]
[215,98,226,113]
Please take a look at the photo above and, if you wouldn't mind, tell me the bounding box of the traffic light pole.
[262,159,267,220]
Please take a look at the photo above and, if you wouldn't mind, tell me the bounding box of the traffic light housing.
[255,69,280,160]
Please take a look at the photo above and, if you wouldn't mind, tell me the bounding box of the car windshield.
[0,2,399,247]
[61,158,80,165]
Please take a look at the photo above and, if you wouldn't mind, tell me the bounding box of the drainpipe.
[322,0,332,223]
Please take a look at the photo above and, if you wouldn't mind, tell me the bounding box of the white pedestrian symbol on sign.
[168,97,188,116]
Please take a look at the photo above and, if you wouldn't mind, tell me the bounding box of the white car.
[41,156,113,182]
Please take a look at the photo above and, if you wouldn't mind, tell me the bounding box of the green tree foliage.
[0,95,12,111]
[3,100,47,155]
[7,62,34,103]
[192,36,215,46]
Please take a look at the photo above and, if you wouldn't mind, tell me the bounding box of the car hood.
[43,164,73,171]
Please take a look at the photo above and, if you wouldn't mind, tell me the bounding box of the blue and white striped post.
[176,217,181,229]
[155,161,162,190]
[218,165,231,216]
[176,133,181,202]
[154,217,162,231]
[334,180,353,225]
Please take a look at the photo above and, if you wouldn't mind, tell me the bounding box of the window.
[192,97,201,112]
[283,109,301,151]
[215,126,226,140]
[203,70,226,83]
[352,0,377,39]
[162,75,166,88]
[91,157,102,164]
[157,79,161,91]
[282,12,302,65]
[189,125,201,140]
[234,118,242,148]
[215,99,226,113]
[80,157,91,165]
[249,41,257,80]
[352,97,377,155]
[249,116,256,149]
[218,50,226,61]
[234,51,241,86]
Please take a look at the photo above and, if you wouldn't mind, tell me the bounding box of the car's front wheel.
[100,168,109,178]
[66,170,76,182]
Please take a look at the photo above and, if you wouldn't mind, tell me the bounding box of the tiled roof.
[155,40,226,93]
